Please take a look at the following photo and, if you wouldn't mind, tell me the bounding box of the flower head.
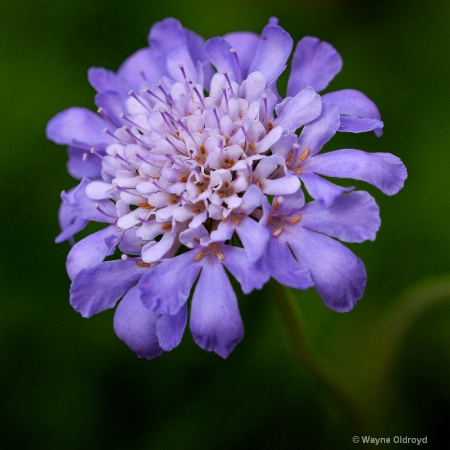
[47,17,407,359]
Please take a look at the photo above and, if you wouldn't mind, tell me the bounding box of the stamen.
[155,82,173,106]
[176,119,198,147]
[90,147,104,160]
[272,227,283,237]
[72,139,94,150]
[97,107,116,127]
[136,261,151,267]
[299,148,310,161]
[136,153,161,168]
[215,251,225,261]
[128,90,151,112]
[213,107,222,134]
[138,202,154,209]
[295,167,302,175]
[119,112,151,133]
[221,86,230,113]
[122,126,153,149]
[144,88,168,106]
[111,149,135,167]
[178,64,188,81]
[273,198,279,211]
[103,128,127,145]
[136,154,161,169]
[161,224,172,231]
[82,153,88,161]
[229,48,242,84]
[289,214,302,224]
[94,202,117,220]
[262,93,268,125]
[187,79,205,108]
[286,149,294,165]
[115,186,143,198]
[223,71,234,97]
[194,249,205,262]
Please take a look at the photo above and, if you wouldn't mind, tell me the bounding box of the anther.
[299,148,310,161]
[272,227,283,237]
[194,249,205,262]
[138,202,154,209]
[161,224,172,231]
[273,198,279,211]
[215,251,225,261]
[289,215,302,224]
[295,167,302,175]
[136,261,151,267]
[286,149,294,164]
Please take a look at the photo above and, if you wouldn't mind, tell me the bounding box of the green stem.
[271,280,367,434]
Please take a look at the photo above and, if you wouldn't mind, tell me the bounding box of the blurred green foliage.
[1,0,449,448]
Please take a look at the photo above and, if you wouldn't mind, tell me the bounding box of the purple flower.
[47,17,407,359]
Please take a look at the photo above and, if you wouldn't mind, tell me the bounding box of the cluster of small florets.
[47,18,406,359]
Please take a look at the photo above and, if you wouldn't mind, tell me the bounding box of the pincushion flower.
[47,17,407,359]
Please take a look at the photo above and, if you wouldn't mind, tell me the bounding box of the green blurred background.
[1,0,449,448]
